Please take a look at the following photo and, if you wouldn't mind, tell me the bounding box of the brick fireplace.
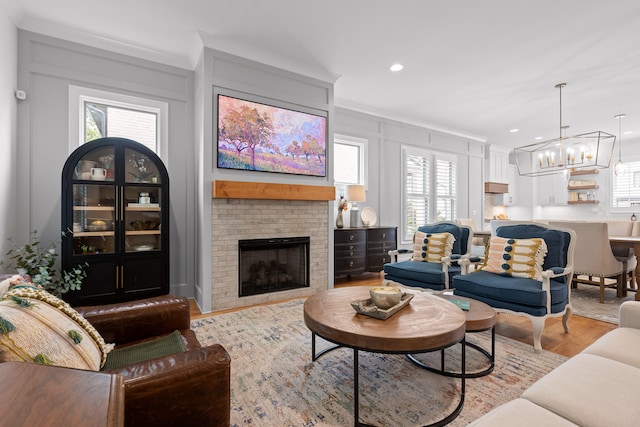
[210,181,333,311]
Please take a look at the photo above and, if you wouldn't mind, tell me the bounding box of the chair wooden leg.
[531,317,545,352]
[617,272,625,298]
[562,306,571,333]
[599,276,605,304]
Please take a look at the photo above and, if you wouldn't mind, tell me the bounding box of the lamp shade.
[345,185,366,203]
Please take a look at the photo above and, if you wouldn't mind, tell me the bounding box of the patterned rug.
[570,285,636,324]
[192,299,568,426]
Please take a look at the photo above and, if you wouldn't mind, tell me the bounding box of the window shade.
[611,160,640,210]
[405,153,429,240]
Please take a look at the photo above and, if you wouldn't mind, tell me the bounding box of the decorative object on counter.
[632,213,637,221]
[336,195,348,228]
[614,114,626,176]
[1,230,87,297]
[360,207,377,227]
[351,291,414,320]
[346,184,365,227]
[513,83,615,177]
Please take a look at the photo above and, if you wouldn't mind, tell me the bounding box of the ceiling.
[3,0,640,148]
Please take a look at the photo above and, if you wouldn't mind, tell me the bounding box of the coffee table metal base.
[407,326,495,378]
[311,332,466,427]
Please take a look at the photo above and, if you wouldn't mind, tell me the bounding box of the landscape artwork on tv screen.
[217,94,327,177]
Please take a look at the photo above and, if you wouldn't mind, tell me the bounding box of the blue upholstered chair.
[452,222,576,351]
[383,221,473,290]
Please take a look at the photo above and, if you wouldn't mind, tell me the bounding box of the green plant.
[1,230,87,297]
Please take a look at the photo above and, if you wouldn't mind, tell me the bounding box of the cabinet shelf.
[73,206,115,211]
[73,231,115,237]
[125,206,161,212]
[567,185,599,190]
[125,230,161,236]
[567,200,599,205]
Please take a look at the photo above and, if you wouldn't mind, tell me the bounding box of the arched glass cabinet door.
[122,146,164,253]
[67,143,117,255]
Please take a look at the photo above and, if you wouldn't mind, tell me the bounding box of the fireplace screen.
[238,237,310,297]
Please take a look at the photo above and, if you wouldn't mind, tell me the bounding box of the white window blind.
[402,147,457,242]
[611,160,640,210]
[404,152,430,240]
[436,157,457,221]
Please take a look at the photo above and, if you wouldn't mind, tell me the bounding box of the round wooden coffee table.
[303,287,466,427]
[408,294,497,378]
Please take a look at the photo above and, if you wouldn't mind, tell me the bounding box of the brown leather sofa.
[75,295,231,427]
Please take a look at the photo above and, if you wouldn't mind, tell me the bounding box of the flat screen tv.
[216,94,327,177]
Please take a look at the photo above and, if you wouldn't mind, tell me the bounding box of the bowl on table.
[369,286,403,309]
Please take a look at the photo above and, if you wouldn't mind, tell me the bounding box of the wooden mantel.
[212,180,335,201]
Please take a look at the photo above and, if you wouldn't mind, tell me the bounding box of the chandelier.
[514,83,616,177]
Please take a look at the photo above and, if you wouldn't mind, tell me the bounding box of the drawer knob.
[349,245,354,250]
[349,235,354,241]
[348,261,353,267]
[381,233,386,238]
[349,252,354,257]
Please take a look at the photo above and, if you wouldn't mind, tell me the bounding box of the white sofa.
[468,301,640,426]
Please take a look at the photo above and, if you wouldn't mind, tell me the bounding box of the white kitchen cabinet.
[485,145,510,184]
[536,173,568,206]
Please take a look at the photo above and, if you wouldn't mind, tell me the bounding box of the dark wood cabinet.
[61,137,169,306]
[334,226,397,278]
[365,227,397,272]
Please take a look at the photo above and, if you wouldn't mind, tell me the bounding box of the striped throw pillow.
[412,231,455,263]
[482,236,548,280]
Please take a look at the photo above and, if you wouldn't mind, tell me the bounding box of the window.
[334,135,367,194]
[402,146,457,242]
[611,159,640,211]
[69,86,168,157]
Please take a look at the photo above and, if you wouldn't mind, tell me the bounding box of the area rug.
[570,285,636,324]
[192,299,568,426]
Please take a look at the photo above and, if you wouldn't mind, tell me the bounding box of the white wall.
[334,107,485,247]
[0,5,17,256]
[15,31,196,296]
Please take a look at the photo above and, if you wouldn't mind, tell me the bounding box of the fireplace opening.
[238,237,310,297]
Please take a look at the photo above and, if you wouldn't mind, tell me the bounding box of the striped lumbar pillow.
[412,231,455,263]
[482,236,548,280]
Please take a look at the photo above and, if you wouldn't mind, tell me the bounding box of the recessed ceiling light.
[624,131,634,135]
[510,129,519,133]
[534,136,543,140]
[390,63,404,72]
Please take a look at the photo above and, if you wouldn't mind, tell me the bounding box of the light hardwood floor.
[191,272,617,358]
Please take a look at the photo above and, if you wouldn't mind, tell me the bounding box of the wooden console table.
[0,362,124,426]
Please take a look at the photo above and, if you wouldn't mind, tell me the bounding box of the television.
[216,94,327,177]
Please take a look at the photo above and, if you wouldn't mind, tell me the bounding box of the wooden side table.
[0,362,124,426]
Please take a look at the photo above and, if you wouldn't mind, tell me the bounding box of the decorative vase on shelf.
[632,213,637,221]
[336,212,344,228]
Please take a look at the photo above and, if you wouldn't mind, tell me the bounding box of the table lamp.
[346,184,366,227]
